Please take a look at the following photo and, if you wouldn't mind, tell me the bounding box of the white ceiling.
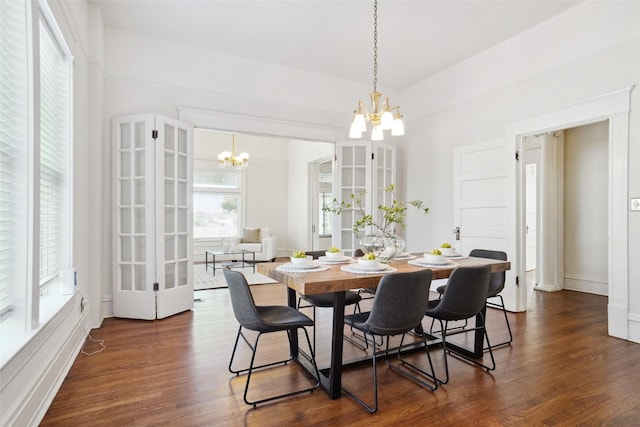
[92,0,583,92]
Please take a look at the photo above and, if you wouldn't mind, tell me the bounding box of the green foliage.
[221,197,238,213]
[322,184,429,235]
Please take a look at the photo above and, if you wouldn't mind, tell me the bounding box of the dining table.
[257,254,511,399]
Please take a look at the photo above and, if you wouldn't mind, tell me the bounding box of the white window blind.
[0,0,30,319]
[39,17,71,288]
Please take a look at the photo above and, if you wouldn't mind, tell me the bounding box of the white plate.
[318,255,352,263]
[284,262,317,269]
[420,258,450,265]
[341,265,396,274]
[351,263,388,272]
[444,252,463,258]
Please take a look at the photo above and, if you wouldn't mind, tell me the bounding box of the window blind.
[0,0,29,318]
[39,18,71,287]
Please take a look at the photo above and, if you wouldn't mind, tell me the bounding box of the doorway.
[520,121,610,309]
[309,157,333,251]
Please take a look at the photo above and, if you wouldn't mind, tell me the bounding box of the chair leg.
[229,326,292,375]
[387,332,438,391]
[342,331,379,413]
[240,327,320,407]
[445,313,496,375]
[485,295,513,350]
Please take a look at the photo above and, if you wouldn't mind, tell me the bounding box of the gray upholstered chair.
[343,269,437,413]
[425,265,495,384]
[434,249,512,349]
[224,268,320,406]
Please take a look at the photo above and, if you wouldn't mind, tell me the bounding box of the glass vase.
[359,231,406,262]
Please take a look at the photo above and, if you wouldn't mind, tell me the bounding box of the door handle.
[453,226,460,241]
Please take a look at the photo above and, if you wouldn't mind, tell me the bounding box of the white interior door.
[113,114,193,320]
[453,138,518,311]
[525,162,537,271]
[156,116,194,319]
[453,139,510,254]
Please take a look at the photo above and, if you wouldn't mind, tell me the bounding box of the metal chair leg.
[485,294,513,350]
[236,326,320,407]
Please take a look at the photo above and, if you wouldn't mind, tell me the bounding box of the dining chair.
[433,249,512,350]
[424,265,495,384]
[342,269,437,413]
[224,268,320,406]
[297,251,363,354]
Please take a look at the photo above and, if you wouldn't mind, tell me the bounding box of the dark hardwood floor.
[41,284,640,426]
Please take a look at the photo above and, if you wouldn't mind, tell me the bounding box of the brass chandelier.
[349,0,404,140]
[217,134,249,168]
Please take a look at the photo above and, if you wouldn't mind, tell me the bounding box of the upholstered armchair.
[229,227,277,262]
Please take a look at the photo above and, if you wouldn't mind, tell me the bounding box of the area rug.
[193,263,278,290]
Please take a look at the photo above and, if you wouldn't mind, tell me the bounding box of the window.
[193,165,243,239]
[0,0,73,359]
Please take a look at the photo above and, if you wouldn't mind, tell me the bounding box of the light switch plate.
[631,198,640,212]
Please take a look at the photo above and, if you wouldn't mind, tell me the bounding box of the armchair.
[229,227,277,262]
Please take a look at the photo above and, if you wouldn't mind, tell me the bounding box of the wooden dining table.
[258,255,511,399]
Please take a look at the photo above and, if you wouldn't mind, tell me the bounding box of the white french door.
[113,114,194,320]
[333,142,395,255]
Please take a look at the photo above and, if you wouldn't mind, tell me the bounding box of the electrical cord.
[81,334,105,356]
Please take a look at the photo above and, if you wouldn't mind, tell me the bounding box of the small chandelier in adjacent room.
[218,134,249,168]
[349,0,404,141]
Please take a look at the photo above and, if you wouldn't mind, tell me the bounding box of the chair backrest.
[469,249,507,297]
[305,250,325,260]
[224,268,263,329]
[437,265,491,319]
[364,269,433,334]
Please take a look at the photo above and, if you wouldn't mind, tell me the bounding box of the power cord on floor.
[81,334,106,356]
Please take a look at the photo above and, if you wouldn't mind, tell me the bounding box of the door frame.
[509,87,632,340]
[308,156,333,250]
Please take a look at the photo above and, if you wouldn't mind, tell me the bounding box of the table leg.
[251,252,255,273]
[287,287,299,358]
[328,291,346,399]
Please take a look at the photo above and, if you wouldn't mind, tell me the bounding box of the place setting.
[340,253,397,275]
[276,251,330,273]
[314,247,355,265]
[391,252,416,260]
[408,247,460,268]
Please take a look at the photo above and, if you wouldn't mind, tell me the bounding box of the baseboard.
[564,274,607,296]
[1,294,89,426]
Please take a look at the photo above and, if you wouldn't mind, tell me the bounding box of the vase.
[359,231,406,262]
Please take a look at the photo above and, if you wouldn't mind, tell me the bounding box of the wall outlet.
[631,198,640,212]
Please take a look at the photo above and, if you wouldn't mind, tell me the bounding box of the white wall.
[564,122,609,295]
[398,0,639,340]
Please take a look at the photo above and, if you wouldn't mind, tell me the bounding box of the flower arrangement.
[322,184,429,235]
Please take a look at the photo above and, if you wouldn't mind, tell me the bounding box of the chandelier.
[349,0,404,141]
[217,134,249,168]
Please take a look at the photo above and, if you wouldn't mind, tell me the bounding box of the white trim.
[510,86,633,341]
[178,105,344,143]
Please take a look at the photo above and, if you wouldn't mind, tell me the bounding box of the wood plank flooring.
[41,285,640,426]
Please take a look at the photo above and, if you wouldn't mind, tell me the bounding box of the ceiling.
[92,0,583,92]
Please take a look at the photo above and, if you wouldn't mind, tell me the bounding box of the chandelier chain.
[373,0,378,93]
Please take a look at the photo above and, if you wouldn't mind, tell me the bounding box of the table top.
[258,255,510,296]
